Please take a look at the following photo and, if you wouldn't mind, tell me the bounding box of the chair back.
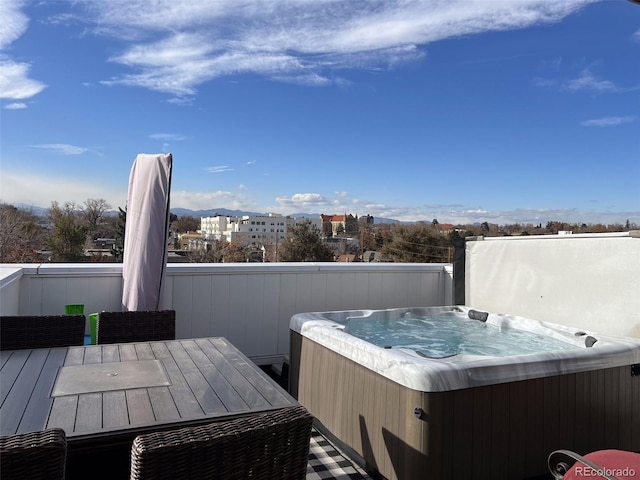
[0,315,85,350]
[96,310,175,344]
[0,428,67,480]
[130,405,313,480]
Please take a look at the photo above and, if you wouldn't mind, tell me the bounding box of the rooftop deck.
[1,232,638,479]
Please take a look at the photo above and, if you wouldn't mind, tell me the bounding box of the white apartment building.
[201,214,322,246]
[286,216,322,232]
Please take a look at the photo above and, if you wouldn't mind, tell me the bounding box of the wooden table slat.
[180,341,250,412]
[0,349,49,436]
[64,347,85,366]
[147,386,181,422]
[48,395,78,432]
[103,390,129,429]
[0,350,12,370]
[209,338,291,405]
[134,343,155,360]
[168,341,228,415]
[119,343,138,361]
[17,348,67,434]
[150,345,204,418]
[82,346,102,365]
[126,389,155,425]
[0,350,29,406]
[102,345,120,363]
[75,393,103,432]
[197,339,272,409]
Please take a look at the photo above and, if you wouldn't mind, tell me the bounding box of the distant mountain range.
[171,208,401,224]
[14,204,401,224]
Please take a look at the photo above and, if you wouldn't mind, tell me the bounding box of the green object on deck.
[65,304,84,314]
[89,313,98,345]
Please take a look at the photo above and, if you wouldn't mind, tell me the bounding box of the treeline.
[0,200,121,263]
[0,201,636,264]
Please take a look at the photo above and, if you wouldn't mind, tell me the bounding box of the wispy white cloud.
[0,1,46,102]
[0,0,607,102]
[4,102,26,109]
[0,60,47,100]
[206,166,234,174]
[633,29,640,43]
[170,189,253,211]
[30,143,89,155]
[149,133,187,141]
[166,96,194,106]
[0,0,29,49]
[271,73,333,87]
[75,0,595,97]
[580,116,635,127]
[534,66,636,94]
[565,68,616,92]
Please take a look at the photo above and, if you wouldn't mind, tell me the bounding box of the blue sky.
[1,0,639,225]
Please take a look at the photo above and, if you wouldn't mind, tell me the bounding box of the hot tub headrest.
[468,309,489,322]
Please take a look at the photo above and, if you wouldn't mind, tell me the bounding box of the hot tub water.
[344,311,578,358]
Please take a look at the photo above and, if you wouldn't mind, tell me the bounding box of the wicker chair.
[0,428,67,480]
[130,405,314,480]
[0,315,86,350]
[96,310,175,344]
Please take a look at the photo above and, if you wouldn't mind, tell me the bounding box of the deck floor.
[308,428,372,479]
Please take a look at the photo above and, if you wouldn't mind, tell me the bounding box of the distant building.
[200,213,321,247]
[336,254,358,263]
[359,214,374,225]
[321,213,359,237]
[362,250,383,262]
[94,238,116,249]
[178,231,206,250]
[286,216,322,232]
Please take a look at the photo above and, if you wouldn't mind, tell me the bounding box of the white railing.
[0,263,453,363]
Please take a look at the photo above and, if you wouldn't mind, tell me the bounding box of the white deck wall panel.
[0,267,25,315]
[366,272,384,310]
[18,265,123,316]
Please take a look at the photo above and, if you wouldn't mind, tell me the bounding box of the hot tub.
[289,306,640,480]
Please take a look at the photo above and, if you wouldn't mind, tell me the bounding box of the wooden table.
[0,337,298,477]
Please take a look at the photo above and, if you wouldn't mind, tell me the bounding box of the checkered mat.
[307,428,372,479]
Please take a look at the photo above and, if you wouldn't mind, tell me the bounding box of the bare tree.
[48,201,87,262]
[0,203,46,263]
[222,237,251,262]
[187,239,226,263]
[82,198,112,246]
[380,223,449,263]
